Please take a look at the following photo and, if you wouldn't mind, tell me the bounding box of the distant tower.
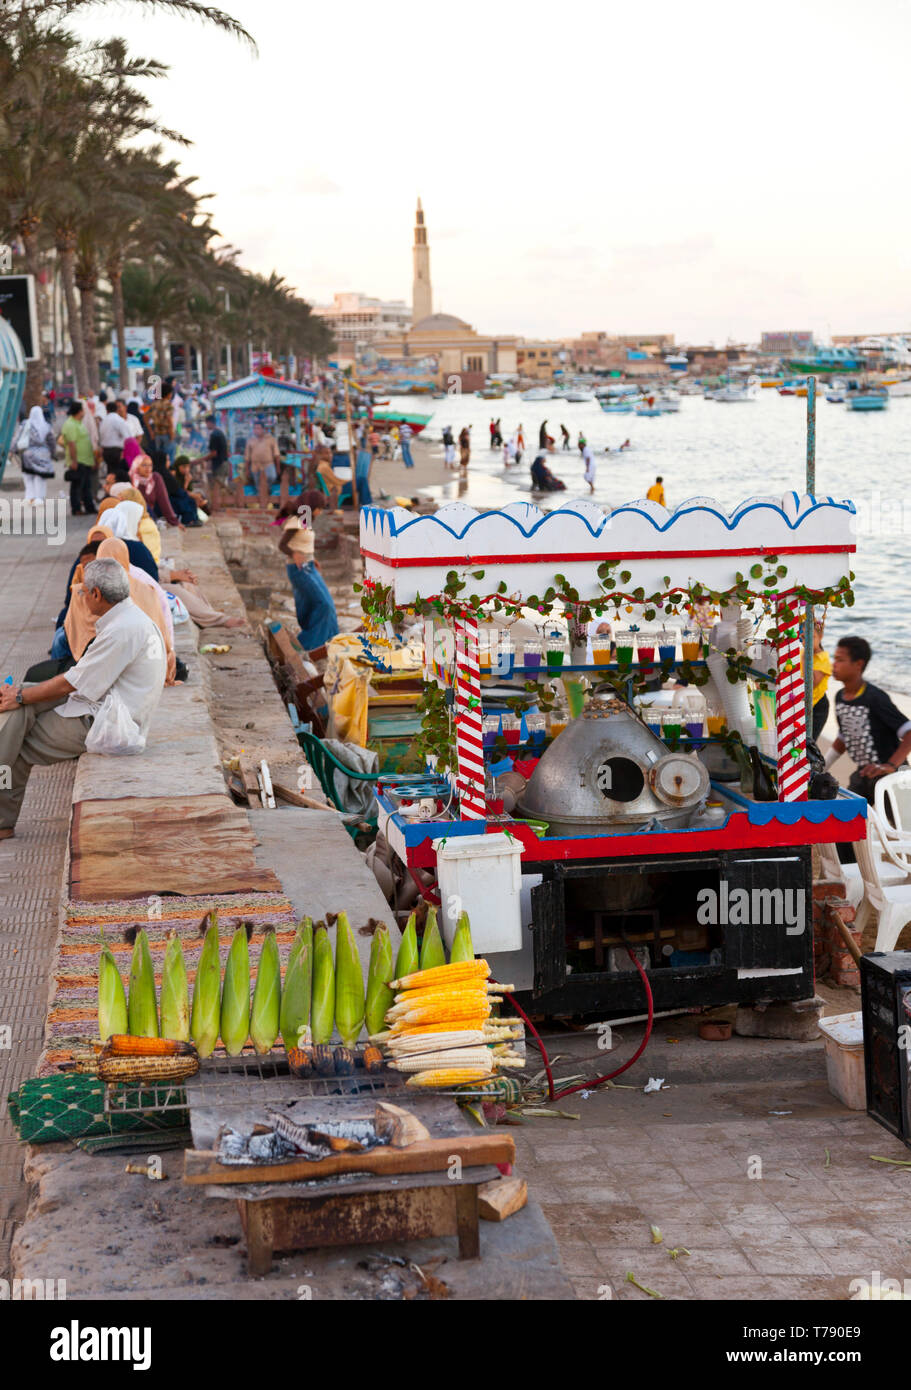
[412,198,432,325]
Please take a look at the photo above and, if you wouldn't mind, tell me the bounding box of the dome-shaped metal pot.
[516,696,709,836]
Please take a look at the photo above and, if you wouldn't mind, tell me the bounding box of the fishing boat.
[565,387,597,402]
[714,381,758,402]
[479,385,505,399]
[887,379,911,397]
[786,345,862,374]
[364,410,433,434]
[760,378,783,388]
[845,386,889,411]
[600,398,635,414]
[521,386,555,402]
[777,379,805,396]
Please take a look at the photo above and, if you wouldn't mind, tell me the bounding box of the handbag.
[15,419,30,452]
[63,465,80,483]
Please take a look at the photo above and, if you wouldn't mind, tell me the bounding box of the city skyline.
[70,0,911,345]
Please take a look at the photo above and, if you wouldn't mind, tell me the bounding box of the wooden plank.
[69,794,282,900]
[243,1198,274,1277]
[478,1176,527,1222]
[455,1183,480,1258]
[184,1133,515,1186]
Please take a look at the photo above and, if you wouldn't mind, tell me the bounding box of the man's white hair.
[83,557,129,604]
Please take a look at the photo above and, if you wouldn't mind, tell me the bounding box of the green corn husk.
[160,932,189,1042]
[449,910,475,964]
[98,943,127,1042]
[220,926,251,1056]
[190,917,221,1058]
[335,911,365,1047]
[280,933,312,1050]
[394,912,420,980]
[311,925,335,1045]
[287,916,313,976]
[365,924,395,1038]
[127,929,159,1038]
[419,906,446,972]
[250,932,281,1054]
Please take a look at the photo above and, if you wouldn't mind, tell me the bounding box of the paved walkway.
[0,497,89,1277]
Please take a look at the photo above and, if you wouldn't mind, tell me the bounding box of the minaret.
[412,198,432,326]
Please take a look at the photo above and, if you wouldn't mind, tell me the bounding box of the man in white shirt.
[0,559,166,838]
[581,441,596,494]
[98,401,133,472]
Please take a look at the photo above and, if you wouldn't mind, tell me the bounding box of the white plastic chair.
[874,769,911,866]
[856,808,911,951]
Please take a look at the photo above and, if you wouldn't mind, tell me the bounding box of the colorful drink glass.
[658,628,676,663]
[523,640,542,670]
[662,710,682,743]
[707,713,725,736]
[494,641,515,678]
[685,719,704,741]
[502,714,521,746]
[591,635,612,666]
[637,637,656,666]
[546,647,565,670]
[616,634,635,666]
[482,715,500,748]
[681,629,700,662]
[527,713,546,746]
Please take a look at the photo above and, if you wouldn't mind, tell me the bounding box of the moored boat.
[845,387,889,411]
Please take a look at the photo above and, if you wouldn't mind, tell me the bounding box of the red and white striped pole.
[454,614,486,820]
[775,594,810,801]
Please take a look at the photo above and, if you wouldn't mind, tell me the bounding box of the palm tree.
[12,0,256,51]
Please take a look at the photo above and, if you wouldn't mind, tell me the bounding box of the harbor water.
[395,388,911,695]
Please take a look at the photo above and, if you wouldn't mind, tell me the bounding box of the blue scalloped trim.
[746,797,867,826]
[361,495,856,542]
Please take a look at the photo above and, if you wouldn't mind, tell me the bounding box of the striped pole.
[776,594,810,801]
[454,614,486,820]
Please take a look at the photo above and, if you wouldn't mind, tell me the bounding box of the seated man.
[0,558,167,839]
[828,635,911,803]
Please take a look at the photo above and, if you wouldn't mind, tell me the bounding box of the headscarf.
[109,483,132,499]
[28,405,52,444]
[123,437,144,470]
[104,500,143,541]
[96,538,173,653]
[86,524,114,545]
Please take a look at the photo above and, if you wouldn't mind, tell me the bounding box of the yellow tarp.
[323,636,422,745]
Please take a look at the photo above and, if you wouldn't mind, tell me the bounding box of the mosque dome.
[413,313,471,331]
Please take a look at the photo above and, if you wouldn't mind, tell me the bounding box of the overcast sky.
[74,0,911,344]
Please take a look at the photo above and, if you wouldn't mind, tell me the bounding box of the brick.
[813,880,846,900]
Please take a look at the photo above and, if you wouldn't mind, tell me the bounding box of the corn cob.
[390,1015,490,1036]
[333,1045,356,1075]
[104,1034,195,1058]
[160,933,190,1042]
[190,916,221,1058]
[463,1075,524,1104]
[386,1029,488,1053]
[449,910,474,963]
[127,929,159,1038]
[394,911,420,980]
[98,1053,199,1085]
[287,1044,314,1077]
[287,916,313,977]
[310,924,335,1044]
[365,924,395,1038]
[390,1049,494,1073]
[419,906,446,972]
[392,982,498,1006]
[390,960,489,992]
[250,931,281,1054]
[387,989,490,1021]
[406,1067,492,1089]
[98,943,127,1043]
[334,911,364,1047]
[313,1042,335,1076]
[220,926,250,1056]
[363,1043,384,1074]
[280,932,312,1051]
[396,1005,493,1030]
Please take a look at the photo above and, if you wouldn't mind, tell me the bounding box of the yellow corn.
[390,1049,494,1074]
[406,1067,493,1088]
[390,1015,490,1036]
[393,982,500,1005]
[396,1000,492,1028]
[391,960,489,992]
[387,1030,487,1053]
[386,992,489,1023]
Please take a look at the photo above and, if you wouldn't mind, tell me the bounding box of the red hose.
[496,945,655,1102]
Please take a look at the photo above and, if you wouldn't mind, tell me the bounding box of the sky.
[72,0,911,345]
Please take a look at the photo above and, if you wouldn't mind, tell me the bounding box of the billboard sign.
[0,274,39,360]
[111,326,155,370]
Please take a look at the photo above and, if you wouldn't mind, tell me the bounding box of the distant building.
[516,340,561,381]
[312,293,411,362]
[412,199,432,326]
[760,331,814,355]
[612,333,676,351]
[375,313,518,391]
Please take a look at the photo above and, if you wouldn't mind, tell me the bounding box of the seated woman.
[276,497,339,651]
[167,455,209,525]
[129,450,182,528]
[103,490,163,562]
[530,454,566,492]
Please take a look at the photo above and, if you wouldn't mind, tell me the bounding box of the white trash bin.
[434,832,524,954]
[818,1011,866,1111]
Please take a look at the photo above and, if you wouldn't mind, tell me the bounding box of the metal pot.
[516,696,709,836]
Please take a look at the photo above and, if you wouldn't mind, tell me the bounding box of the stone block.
[734,994,825,1041]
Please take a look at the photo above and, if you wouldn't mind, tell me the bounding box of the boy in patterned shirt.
[828,635,911,802]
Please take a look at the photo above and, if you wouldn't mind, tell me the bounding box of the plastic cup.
[494,640,515,678]
[502,714,521,746]
[549,715,567,737]
[527,713,546,746]
[685,719,704,741]
[642,707,663,735]
[616,634,636,666]
[637,636,656,666]
[662,710,682,743]
[591,635,612,666]
[658,629,677,663]
[546,646,565,671]
[565,679,586,719]
[707,713,725,736]
[482,715,500,748]
[681,629,700,662]
[523,640,542,670]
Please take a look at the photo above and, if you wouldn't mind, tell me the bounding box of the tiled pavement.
[0,497,89,1277]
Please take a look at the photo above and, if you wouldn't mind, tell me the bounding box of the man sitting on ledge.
[0,558,167,840]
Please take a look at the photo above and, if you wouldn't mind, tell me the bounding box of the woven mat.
[69,794,282,901]
[44,892,297,1066]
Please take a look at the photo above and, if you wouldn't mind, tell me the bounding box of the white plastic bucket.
[818,1011,866,1111]
[434,831,524,953]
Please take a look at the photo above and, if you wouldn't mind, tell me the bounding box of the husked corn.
[390,1015,490,1036]
[391,960,489,992]
[386,1030,487,1053]
[405,1067,493,1088]
[386,988,490,1020]
[395,1000,492,1028]
[390,1049,494,1074]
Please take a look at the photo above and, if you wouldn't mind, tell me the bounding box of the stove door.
[531,878,566,997]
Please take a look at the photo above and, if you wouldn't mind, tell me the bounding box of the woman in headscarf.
[64,539,176,685]
[88,514,158,580]
[126,400,153,453]
[96,536,175,655]
[20,406,56,502]
[129,451,181,528]
[101,491,162,562]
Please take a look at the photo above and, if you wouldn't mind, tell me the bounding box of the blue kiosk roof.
[212,375,317,411]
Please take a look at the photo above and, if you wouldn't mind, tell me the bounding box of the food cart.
[211,374,318,490]
[360,493,862,1018]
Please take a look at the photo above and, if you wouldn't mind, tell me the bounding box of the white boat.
[655,391,680,413]
[564,388,596,402]
[887,379,911,397]
[713,382,758,402]
[521,386,555,401]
